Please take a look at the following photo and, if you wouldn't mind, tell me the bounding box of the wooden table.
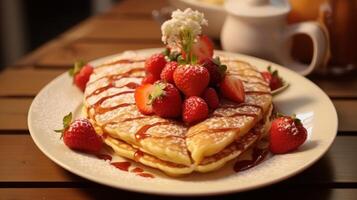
[1,0,356,199]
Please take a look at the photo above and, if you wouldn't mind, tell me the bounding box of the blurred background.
[0,0,118,69]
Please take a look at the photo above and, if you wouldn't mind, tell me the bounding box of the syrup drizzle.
[87,67,144,88]
[131,167,144,173]
[96,154,112,161]
[233,147,269,172]
[134,150,144,162]
[111,161,131,171]
[135,122,172,141]
[96,59,146,69]
[86,81,140,99]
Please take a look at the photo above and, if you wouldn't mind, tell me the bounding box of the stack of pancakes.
[84,53,273,176]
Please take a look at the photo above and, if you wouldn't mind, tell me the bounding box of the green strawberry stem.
[54,112,73,139]
[148,82,166,105]
[69,61,85,77]
[180,29,197,64]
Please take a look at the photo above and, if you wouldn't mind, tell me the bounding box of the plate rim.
[28,48,338,196]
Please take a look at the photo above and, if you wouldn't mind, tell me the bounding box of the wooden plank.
[0,134,357,184]
[312,75,357,98]
[63,18,161,41]
[108,0,169,15]
[0,188,356,200]
[0,134,82,182]
[14,39,63,67]
[0,98,32,130]
[35,41,161,67]
[0,69,65,97]
[334,100,357,132]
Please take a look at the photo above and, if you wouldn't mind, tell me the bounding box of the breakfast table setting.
[1,0,357,199]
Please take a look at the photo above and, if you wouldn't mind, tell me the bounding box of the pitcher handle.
[282,22,328,76]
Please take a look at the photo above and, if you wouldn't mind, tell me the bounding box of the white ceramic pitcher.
[221,0,328,75]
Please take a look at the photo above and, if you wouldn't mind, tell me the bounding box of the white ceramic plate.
[28,48,337,196]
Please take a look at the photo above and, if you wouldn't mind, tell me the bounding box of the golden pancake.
[84,53,272,176]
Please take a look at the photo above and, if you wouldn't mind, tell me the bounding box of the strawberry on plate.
[69,61,94,91]
[261,66,284,91]
[173,64,210,97]
[160,61,178,83]
[55,113,103,153]
[182,96,209,124]
[269,115,307,154]
[149,81,182,118]
[145,53,167,79]
[200,57,227,86]
[191,35,214,63]
[202,87,219,110]
[220,75,245,103]
[135,84,155,115]
[141,73,157,84]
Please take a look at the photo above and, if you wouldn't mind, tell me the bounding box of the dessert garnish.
[219,75,245,103]
[182,96,209,124]
[149,81,182,118]
[269,114,307,154]
[261,66,284,91]
[69,61,94,91]
[137,8,244,124]
[55,112,103,153]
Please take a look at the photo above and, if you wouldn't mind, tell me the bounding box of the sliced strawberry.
[191,35,214,63]
[269,115,307,154]
[220,75,245,103]
[145,53,167,79]
[134,84,154,115]
[202,87,219,110]
[150,82,182,118]
[182,96,209,124]
[69,61,93,91]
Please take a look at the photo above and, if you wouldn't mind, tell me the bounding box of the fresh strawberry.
[55,113,103,153]
[202,87,219,109]
[145,53,167,79]
[149,82,182,118]
[220,75,245,103]
[160,61,178,83]
[200,57,227,86]
[269,115,307,154]
[261,66,283,91]
[173,64,210,97]
[135,84,154,115]
[69,61,93,91]
[191,35,214,63]
[182,96,209,124]
[141,73,157,84]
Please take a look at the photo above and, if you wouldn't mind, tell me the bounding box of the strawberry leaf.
[69,61,85,77]
[213,56,227,76]
[177,55,186,65]
[169,51,181,61]
[148,82,166,105]
[162,48,170,57]
[63,112,73,129]
[54,112,72,139]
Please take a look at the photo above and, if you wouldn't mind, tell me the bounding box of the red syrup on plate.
[96,154,112,161]
[111,161,131,171]
[233,147,269,172]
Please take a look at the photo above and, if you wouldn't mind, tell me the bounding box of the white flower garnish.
[161,8,208,62]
